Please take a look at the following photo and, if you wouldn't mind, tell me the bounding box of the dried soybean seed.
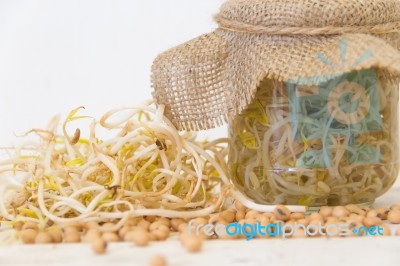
[366,210,380,219]
[102,222,115,228]
[149,233,158,241]
[137,220,151,231]
[123,231,136,242]
[245,218,258,226]
[257,213,269,219]
[178,223,188,233]
[170,218,185,232]
[192,217,208,226]
[308,213,323,221]
[150,255,167,266]
[290,212,305,220]
[70,222,85,231]
[149,222,169,232]
[390,205,400,211]
[125,217,141,227]
[64,226,79,234]
[157,217,171,227]
[92,238,107,254]
[151,229,170,241]
[297,218,309,227]
[131,230,150,246]
[236,211,245,221]
[274,205,290,221]
[22,222,38,231]
[20,229,38,244]
[360,206,371,213]
[86,228,101,236]
[64,232,81,243]
[363,217,382,227]
[35,232,53,244]
[149,255,167,266]
[264,213,274,219]
[348,214,364,223]
[220,210,236,223]
[375,208,390,220]
[345,204,363,215]
[184,236,202,253]
[332,206,349,218]
[47,227,62,243]
[102,232,119,242]
[388,210,400,224]
[245,210,260,220]
[118,226,132,239]
[84,230,102,243]
[268,214,277,222]
[234,201,246,212]
[325,216,339,224]
[153,230,169,241]
[258,216,270,226]
[145,216,157,223]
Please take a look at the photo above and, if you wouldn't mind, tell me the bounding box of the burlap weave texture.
[152,0,400,130]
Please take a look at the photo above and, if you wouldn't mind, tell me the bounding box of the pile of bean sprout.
[229,69,399,206]
[0,101,306,234]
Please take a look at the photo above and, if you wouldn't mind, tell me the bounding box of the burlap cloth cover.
[151,0,400,131]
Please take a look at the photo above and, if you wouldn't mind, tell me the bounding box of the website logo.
[286,39,381,168]
[188,219,384,240]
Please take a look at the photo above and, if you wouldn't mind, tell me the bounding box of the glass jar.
[228,69,399,206]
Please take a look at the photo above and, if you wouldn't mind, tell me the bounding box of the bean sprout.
[0,101,307,233]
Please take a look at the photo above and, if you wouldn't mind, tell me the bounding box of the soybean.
[92,238,107,254]
[150,255,167,266]
[388,210,400,224]
[131,230,150,246]
[274,205,290,221]
[35,232,53,244]
[184,236,202,253]
[20,229,38,244]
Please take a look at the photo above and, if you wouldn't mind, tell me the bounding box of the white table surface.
[1,181,399,266]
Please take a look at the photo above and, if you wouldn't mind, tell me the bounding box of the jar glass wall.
[228,69,399,206]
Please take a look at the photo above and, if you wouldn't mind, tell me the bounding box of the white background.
[0,0,226,148]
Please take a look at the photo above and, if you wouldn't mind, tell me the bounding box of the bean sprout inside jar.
[229,69,399,207]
